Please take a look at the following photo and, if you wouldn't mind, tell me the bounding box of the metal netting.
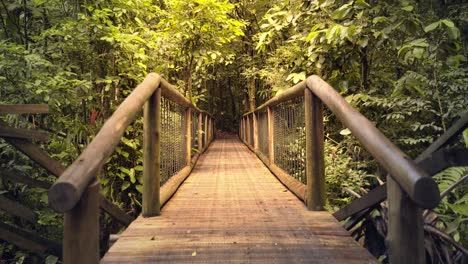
[161,97,187,184]
[257,110,269,158]
[201,116,206,148]
[191,111,199,156]
[249,115,254,147]
[273,97,306,183]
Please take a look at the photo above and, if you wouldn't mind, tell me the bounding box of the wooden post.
[198,112,203,152]
[185,107,192,166]
[304,88,325,211]
[240,118,244,141]
[142,89,161,217]
[63,179,100,264]
[267,107,274,164]
[246,115,251,146]
[204,114,208,148]
[387,176,425,264]
[253,113,258,151]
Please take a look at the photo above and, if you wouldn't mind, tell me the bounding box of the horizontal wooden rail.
[305,75,440,208]
[43,73,215,264]
[241,74,441,264]
[48,73,213,213]
[0,104,49,114]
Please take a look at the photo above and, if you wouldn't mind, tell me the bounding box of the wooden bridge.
[102,136,376,263]
[2,74,467,263]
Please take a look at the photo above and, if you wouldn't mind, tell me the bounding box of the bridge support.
[64,179,100,264]
[304,88,325,211]
[143,89,161,217]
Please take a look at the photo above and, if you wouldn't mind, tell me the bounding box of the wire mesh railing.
[273,97,305,183]
[161,97,187,184]
[191,110,199,157]
[256,110,269,158]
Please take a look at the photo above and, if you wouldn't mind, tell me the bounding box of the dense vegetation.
[0,0,466,263]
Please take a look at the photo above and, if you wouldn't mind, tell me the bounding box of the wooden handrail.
[240,74,442,264]
[243,75,440,209]
[49,73,213,213]
[305,75,440,208]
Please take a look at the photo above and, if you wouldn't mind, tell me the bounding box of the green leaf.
[331,2,353,20]
[413,47,424,59]
[424,21,440,32]
[121,181,131,191]
[463,128,468,148]
[448,204,468,216]
[340,128,351,136]
[354,0,371,9]
[401,6,413,12]
[441,19,455,28]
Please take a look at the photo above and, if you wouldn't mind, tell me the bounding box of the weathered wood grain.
[5,137,133,225]
[0,104,49,114]
[0,124,49,141]
[0,195,37,222]
[102,137,377,263]
[0,222,61,257]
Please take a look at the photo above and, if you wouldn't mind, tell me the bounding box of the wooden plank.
[333,148,468,221]
[268,106,274,164]
[185,107,192,166]
[142,89,161,217]
[99,196,134,226]
[4,138,134,226]
[417,113,468,161]
[0,104,49,114]
[387,176,425,264]
[198,112,203,152]
[160,166,192,207]
[269,163,307,202]
[102,137,376,264]
[0,195,37,223]
[0,124,49,141]
[304,88,325,211]
[64,180,100,264]
[5,137,64,176]
[0,221,61,257]
[1,169,52,189]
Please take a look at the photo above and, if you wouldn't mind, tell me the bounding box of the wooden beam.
[4,138,134,225]
[387,176,425,264]
[98,196,134,226]
[0,126,49,141]
[1,169,52,189]
[0,195,37,223]
[333,148,468,221]
[5,137,64,176]
[0,222,61,257]
[64,180,100,264]
[0,104,49,114]
[198,112,203,152]
[304,88,325,211]
[185,108,192,166]
[268,107,274,164]
[142,89,161,217]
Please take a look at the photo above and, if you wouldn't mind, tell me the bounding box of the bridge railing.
[47,73,215,264]
[240,75,440,264]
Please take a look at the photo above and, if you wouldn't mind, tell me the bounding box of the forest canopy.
[0,0,467,263]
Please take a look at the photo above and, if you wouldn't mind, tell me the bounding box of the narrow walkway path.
[102,136,377,263]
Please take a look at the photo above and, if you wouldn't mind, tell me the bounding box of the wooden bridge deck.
[102,136,377,263]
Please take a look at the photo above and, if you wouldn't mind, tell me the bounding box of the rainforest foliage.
[0,0,467,263]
